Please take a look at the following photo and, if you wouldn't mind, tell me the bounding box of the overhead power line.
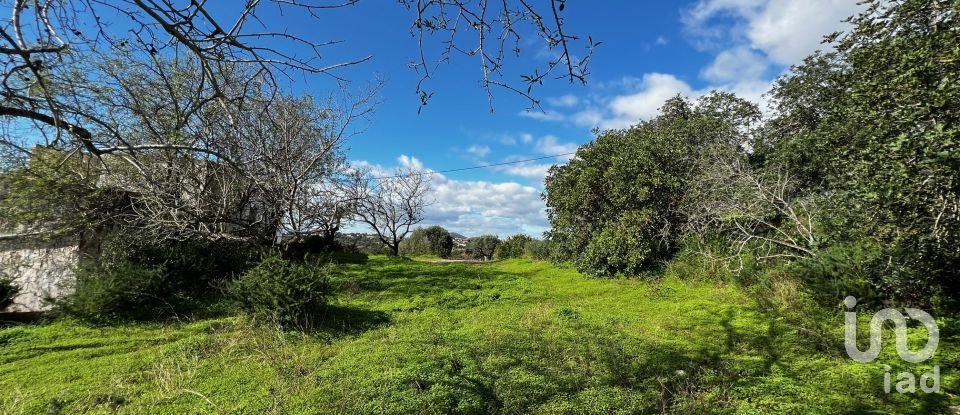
[372,152,576,180]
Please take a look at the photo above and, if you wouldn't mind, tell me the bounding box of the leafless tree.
[1,0,594,161]
[401,0,599,110]
[0,53,378,246]
[236,87,379,246]
[684,156,821,269]
[104,59,380,244]
[349,168,431,256]
[0,0,594,243]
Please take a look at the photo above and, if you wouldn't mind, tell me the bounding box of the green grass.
[0,257,957,414]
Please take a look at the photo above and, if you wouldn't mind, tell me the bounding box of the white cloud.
[466,145,491,158]
[594,73,696,129]
[701,46,768,84]
[546,94,580,108]
[655,36,669,45]
[428,178,549,237]
[516,1,861,132]
[565,71,776,130]
[482,135,578,183]
[494,162,553,182]
[350,159,390,177]
[685,0,861,66]
[397,154,425,170]
[347,155,550,237]
[551,0,862,130]
[724,79,774,113]
[499,133,535,145]
[571,108,604,128]
[519,109,565,122]
[535,135,578,156]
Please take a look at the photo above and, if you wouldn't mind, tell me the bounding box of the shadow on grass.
[0,311,45,327]
[311,305,390,337]
[326,252,370,265]
[338,261,508,300]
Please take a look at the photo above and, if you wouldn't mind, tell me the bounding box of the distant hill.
[449,232,468,240]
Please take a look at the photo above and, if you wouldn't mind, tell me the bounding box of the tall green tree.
[495,234,534,259]
[467,235,501,261]
[766,0,960,306]
[544,93,760,277]
[400,226,454,258]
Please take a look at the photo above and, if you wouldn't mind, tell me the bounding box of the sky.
[231,0,866,238]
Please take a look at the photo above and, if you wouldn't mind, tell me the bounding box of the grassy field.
[0,257,957,414]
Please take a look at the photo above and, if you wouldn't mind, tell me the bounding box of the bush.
[282,234,346,261]
[98,230,260,296]
[788,240,884,308]
[0,275,20,310]
[467,235,501,260]
[522,239,554,261]
[423,226,454,258]
[577,210,666,278]
[495,234,534,259]
[229,257,335,328]
[56,229,263,322]
[60,263,170,322]
[399,226,454,258]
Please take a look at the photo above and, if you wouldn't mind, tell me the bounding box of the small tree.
[349,168,430,256]
[495,234,534,259]
[468,235,501,261]
[523,239,554,261]
[399,225,453,258]
[422,226,454,258]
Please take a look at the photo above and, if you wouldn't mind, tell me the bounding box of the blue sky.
[231,0,864,237]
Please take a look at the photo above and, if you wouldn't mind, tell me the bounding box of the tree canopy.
[544,0,959,309]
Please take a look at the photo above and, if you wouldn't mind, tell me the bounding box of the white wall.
[1,240,78,312]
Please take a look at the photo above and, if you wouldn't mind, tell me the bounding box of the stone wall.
[0,236,79,312]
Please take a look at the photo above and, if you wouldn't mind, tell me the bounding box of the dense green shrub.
[467,235,501,260]
[544,93,758,277]
[56,229,263,322]
[399,226,454,258]
[788,240,885,308]
[0,274,20,310]
[59,263,170,322]
[495,234,534,259]
[577,210,665,278]
[229,257,335,328]
[98,230,260,299]
[523,239,554,261]
[424,227,454,258]
[756,0,960,309]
